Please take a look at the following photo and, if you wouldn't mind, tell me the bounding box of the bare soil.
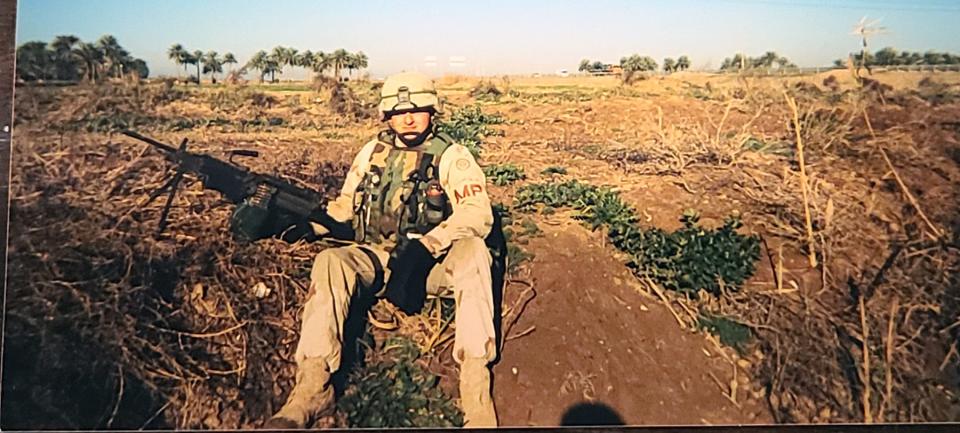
[492,222,772,426]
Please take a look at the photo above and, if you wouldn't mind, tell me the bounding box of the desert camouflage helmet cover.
[379,71,442,118]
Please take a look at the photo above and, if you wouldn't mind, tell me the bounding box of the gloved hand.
[307,209,355,241]
[279,219,318,243]
[385,239,437,314]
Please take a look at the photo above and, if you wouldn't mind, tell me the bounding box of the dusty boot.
[263,358,335,429]
[459,357,498,427]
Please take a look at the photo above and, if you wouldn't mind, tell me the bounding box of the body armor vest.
[352,130,455,248]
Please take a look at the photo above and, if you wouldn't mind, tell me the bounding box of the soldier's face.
[388,110,432,139]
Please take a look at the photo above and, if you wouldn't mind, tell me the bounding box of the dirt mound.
[493,224,771,425]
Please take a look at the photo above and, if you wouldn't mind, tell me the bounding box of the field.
[4,70,960,428]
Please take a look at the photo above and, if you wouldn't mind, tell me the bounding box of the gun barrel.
[121,130,178,153]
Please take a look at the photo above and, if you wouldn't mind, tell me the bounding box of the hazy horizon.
[15,0,960,79]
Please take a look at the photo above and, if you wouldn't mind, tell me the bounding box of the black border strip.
[0,0,16,427]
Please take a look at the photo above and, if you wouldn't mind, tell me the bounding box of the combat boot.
[263,357,335,429]
[459,357,498,427]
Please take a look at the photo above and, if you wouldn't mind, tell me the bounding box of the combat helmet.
[379,71,442,120]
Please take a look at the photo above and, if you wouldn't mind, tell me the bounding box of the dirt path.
[491,220,773,426]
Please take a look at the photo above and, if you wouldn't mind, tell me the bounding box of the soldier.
[264,71,499,428]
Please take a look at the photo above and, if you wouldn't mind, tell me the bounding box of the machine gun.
[121,130,353,242]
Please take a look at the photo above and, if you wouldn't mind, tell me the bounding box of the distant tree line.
[720,51,795,71]
[579,55,690,74]
[167,44,237,86]
[662,56,691,73]
[167,44,368,85]
[243,47,368,83]
[836,47,960,68]
[578,59,607,73]
[16,35,148,82]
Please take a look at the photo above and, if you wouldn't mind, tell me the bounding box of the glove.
[384,239,437,314]
[307,209,355,241]
[279,219,318,243]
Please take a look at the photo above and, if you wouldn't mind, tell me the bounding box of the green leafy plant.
[434,104,504,158]
[741,136,794,157]
[482,163,526,186]
[337,336,463,428]
[519,218,541,237]
[540,166,568,176]
[505,241,535,274]
[515,180,760,295]
[494,202,535,274]
[697,313,752,354]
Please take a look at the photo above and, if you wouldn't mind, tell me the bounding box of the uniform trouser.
[294,236,498,373]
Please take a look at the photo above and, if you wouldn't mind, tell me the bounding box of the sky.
[14,0,960,79]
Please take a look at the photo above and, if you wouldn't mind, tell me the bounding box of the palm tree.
[97,35,125,78]
[352,51,368,78]
[756,51,778,69]
[663,57,676,73]
[266,57,282,83]
[310,51,332,76]
[331,48,350,81]
[167,43,187,78]
[297,49,313,72]
[126,58,149,79]
[246,50,268,82]
[270,46,288,80]
[16,41,53,81]
[74,42,103,82]
[272,46,298,78]
[202,51,223,84]
[222,52,237,72]
[286,47,299,75]
[50,35,80,80]
[259,50,283,83]
[192,50,203,85]
[578,59,591,72]
[344,52,360,79]
[182,51,198,82]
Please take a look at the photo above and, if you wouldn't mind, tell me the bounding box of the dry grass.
[6,70,960,428]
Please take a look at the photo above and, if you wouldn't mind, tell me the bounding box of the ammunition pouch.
[230,183,277,243]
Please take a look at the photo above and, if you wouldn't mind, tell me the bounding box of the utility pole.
[851,16,888,79]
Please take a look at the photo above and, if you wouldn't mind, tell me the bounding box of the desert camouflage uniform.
[267,125,499,428]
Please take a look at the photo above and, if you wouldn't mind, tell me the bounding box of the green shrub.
[337,336,463,428]
[515,180,760,295]
[541,166,568,176]
[493,202,534,274]
[519,218,541,237]
[483,163,526,186]
[697,313,752,354]
[435,104,504,158]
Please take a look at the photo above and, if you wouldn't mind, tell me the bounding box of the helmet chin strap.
[394,122,434,148]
